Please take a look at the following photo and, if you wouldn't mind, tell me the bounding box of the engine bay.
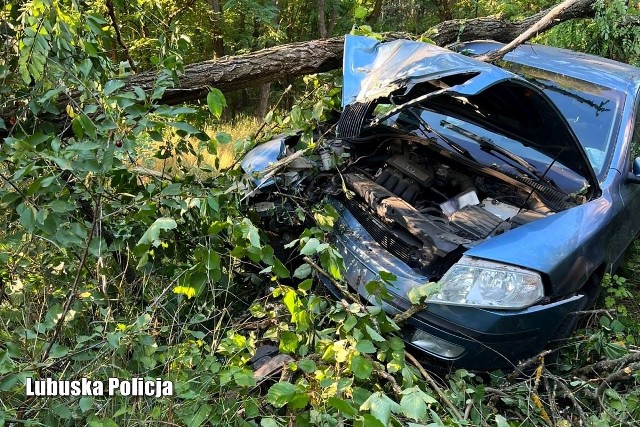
[327,136,556,279]
[244,129,582,280]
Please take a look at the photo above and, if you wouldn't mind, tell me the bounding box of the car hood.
[342,35,598,190]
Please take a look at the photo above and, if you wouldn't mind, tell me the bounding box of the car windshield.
[378,71,624,179]
[389,108,589,192]
[504,65,625,177]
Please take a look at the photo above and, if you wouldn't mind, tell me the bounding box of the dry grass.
[136,115,260,176]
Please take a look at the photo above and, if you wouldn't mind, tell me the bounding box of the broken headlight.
[429,256,544,309]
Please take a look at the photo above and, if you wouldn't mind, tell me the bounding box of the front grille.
[342,198,419,267]
[337,102,375,138]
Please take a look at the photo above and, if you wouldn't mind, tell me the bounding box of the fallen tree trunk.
[430,0,596,47]
[134,0,596,106]
[3,0,597,123]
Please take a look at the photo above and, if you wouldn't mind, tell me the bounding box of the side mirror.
[628,157,640,184]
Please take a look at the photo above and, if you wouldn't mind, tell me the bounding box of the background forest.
[1,0,640,426]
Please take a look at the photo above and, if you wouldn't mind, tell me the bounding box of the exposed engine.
[328,137,551,279]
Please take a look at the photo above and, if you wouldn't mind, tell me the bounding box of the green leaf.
[234,370,256,387]
[79,397,93,413]
[360,391,402,426]
[355,339,376,354]
[495,414,510,427]
[279,331,299,353]
[267,382,297,408]
[354,6,368,19]
[104,79,125,96]
[312,100,324,120]
[207,88,227,119]
[300,238,321,255]
[160,183,182,196]
[344,316,358,332]
[137,217,178,247]
[351,355,373,379]
[298,359,316,373]
[365,325,385,342]
[328,397,358,418]
[49,343,69,359]
[53,404,73,419]
[407,282,440,304]
[293,263,311,279]
[242,218,262,248]
[260,418,279,427]
[399,387,431,421]
[272,258,290,278]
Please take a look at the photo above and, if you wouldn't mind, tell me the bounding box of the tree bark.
[257,82,271,118]
[368,0,384,25]
[430,0,595,46]
[209,0,224,58]
[317,0,327,38]
[475,0,581,62]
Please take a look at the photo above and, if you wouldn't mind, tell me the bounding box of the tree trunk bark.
[128,0,596,106]
[209,0,224,58]
[317,0,327,38]
[368,0,384,25]
[257,82,271,118]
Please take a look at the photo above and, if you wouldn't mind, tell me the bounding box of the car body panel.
[342,35,599,196]
[325,199,585,369]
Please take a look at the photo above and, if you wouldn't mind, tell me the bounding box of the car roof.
[457,41,640,96]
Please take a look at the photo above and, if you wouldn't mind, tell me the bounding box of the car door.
[610,96,640,268]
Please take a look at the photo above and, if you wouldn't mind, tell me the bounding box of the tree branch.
[105,0,137,72]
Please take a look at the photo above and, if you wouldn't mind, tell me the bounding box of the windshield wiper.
[408,110,477,161]
[439,120,551,183]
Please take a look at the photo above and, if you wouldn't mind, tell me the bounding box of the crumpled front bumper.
[325,200,584,370]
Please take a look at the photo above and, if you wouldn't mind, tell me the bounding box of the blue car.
[242,35,640,370]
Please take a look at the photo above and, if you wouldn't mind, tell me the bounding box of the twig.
[128,166,172,181]
[105,0,137,72]
[595,361,640,400]
[551,374,587,426]
[393,303,427,324]
[506,349,553,383]
[302,256,362,306]
[41,196,100,362]
[0,171,35,206]
[530,359,553,427]
[371,360,403,397]
[463,399,474,420]
[405,351,464,420]
[569,308,616,316]
[577,351,640,375]
[543,374,560,426]
[253,84,292,142]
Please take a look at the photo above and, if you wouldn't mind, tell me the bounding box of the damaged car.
[241,35,640,370]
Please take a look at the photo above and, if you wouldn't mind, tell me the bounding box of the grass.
[136,115,260,176]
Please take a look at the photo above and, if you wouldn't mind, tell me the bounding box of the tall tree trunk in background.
[209,0,224,58]
[368,0,384,24]
[327,3,338,36]
[434,0,455,21]
[257,82,271,117]
[318,0,327,38]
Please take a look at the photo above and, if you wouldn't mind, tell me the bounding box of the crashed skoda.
[241,35,640,370]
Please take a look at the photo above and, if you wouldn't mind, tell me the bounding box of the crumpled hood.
[342,35,599,189]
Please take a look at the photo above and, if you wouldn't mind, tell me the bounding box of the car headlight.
[428,256,544,309]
